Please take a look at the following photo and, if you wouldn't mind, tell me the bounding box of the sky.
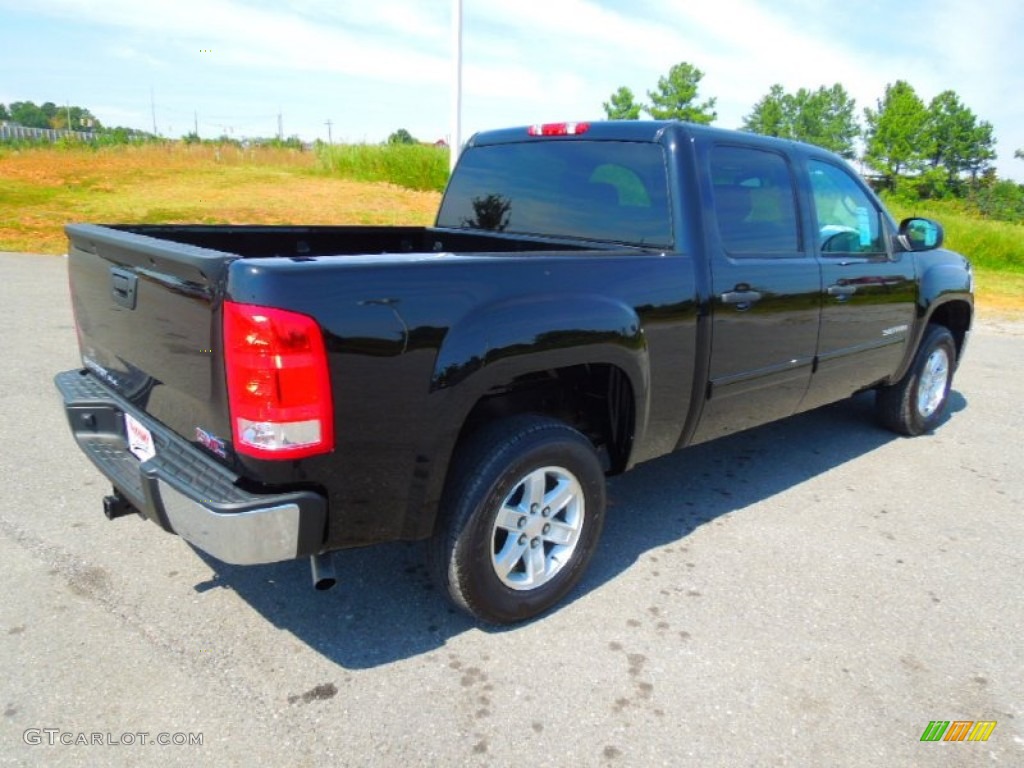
[2,0,1023,182]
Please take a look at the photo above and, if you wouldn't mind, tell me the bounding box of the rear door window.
[710,146,801,254]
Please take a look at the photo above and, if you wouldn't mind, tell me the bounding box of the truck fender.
[892,254,973,382]
[397,294,650,541]
[433,292,649,451]
[432,292,648,399]
[918,256,972,312]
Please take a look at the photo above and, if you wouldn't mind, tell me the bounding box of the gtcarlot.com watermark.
[23,729,203,747]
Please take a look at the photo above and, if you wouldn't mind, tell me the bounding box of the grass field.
[1,142,1020,315]
[884,198,1024,316]
[0,142,441,254]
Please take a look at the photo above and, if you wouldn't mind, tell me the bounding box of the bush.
[387,128,416,145]
[315,142,449,192]
[252,135,305,150]
[969,180,1024,222]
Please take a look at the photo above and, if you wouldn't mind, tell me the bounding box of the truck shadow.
[194,389,967,670]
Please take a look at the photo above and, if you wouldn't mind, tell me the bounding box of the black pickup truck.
[55,121,973,623]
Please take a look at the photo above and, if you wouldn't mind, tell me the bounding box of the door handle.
[110,267,138,310]
[720,290,762,309]
[827,284,857,299]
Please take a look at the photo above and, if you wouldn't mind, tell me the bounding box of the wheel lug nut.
[542,507,551,517]
[530,538,540,549]
[542,523,551,535]
[518,534,527,546]
[530,504,539,514]
[518,517,527,529]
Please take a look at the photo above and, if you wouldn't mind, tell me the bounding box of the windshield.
[437,140,673,249]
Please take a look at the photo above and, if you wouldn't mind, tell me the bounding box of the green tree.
[798,84,859,158]
[4,101,101,131]
[645,62,716,124]
[1016,148,1024,161]
[387,128,416,145]
[8,101,50,128]
[863,80,928,186]
[742,84,788,137]
[743,83,859,158]
[49,106,101,131]
[963,121,996,183]
[0,103,8,120]
[602,86,642,120]
[923,90,995,190]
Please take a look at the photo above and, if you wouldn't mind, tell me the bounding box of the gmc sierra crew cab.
[55,120,973,623]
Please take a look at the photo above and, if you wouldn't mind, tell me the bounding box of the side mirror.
[897,217,944,252]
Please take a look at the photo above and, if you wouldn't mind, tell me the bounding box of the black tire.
[427,414,606,624]
[876,324,957,436]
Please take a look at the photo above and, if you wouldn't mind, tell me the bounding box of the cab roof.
[466,120,851,167]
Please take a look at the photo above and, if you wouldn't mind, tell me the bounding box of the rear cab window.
[436,141,673,249]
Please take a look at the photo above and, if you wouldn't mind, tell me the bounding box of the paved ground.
[0,252,1021,767]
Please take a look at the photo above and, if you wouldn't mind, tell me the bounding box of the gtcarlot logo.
[23,729,203,747]
[920,721,997,742]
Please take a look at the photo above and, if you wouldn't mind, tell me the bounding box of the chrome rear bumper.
[55,369,327,565]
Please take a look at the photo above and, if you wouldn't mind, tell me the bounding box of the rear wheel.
[428,415,606,624]
[876,324,957,436]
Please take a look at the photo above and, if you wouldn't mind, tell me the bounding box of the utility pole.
[277,111,283,140]
[450,0,462,173]
[150,87,157,135]
[194,111,199,136]
[325,120,334,144]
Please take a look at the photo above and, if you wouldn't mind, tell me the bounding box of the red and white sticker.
[125,413,156,463]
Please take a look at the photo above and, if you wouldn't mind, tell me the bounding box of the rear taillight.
[527,122,590,136]
[223,301,334,460]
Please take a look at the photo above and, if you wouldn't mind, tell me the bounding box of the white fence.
[0,122,97,142]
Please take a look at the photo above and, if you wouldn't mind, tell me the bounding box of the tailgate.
[66,224,234,461]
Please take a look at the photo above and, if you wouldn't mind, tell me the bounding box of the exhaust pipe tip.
[310,552,337,591]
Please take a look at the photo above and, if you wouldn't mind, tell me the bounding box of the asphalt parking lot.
[1,251,1021,767]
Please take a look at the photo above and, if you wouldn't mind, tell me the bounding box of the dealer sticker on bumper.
[125,412,156,462]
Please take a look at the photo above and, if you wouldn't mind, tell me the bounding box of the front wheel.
[876,324,957,436]
[428,415,606,624]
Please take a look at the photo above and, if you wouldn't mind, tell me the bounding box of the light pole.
[450,0,462,173]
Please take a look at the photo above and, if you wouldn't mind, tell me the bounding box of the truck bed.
[99,224,613,259]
